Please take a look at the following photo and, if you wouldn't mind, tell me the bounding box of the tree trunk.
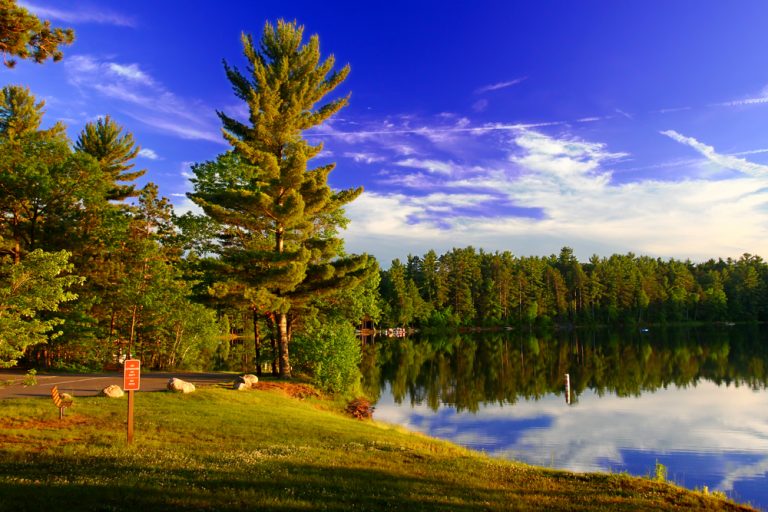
[128,304,138,358]
[252,309,261,377]
[266,313,278,375]
[277,312,291,378]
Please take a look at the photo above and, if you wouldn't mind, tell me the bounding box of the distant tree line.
[379,247,768,327]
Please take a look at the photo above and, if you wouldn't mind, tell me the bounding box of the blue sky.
[8,1,768,264]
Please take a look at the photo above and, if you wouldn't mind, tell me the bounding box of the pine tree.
[0,85,65,141]
[0,0,74,68]
[0,86,103,263]
[75,115,146,200]
[190,20,372,378]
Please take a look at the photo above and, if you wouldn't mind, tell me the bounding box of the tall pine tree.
[190,20,372,378]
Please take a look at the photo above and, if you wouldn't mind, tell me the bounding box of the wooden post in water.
[565,373,571,405]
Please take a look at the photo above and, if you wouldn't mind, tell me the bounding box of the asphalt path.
[0,370,236,400]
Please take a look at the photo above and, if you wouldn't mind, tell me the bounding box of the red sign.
[123,359,141,391]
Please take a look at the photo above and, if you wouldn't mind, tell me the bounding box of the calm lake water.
[364,326,768,511]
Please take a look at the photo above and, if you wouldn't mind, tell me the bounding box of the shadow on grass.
[0,452,623,512]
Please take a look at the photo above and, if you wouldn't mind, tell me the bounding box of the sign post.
[123,359,141,444]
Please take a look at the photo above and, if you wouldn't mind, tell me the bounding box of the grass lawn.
[0,381,757,511]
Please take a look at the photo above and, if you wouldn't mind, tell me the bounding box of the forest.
[3,4,768,395]
[378,247,768,328]
[0,12,378,395]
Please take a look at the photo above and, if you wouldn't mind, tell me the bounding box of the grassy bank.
[0,382,756,511]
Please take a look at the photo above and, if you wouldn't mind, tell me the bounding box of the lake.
[364,326,768,511]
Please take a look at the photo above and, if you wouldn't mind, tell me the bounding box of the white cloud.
[716,96,768,108]
[108,63,152,84]
[64,55,222,143]
[395,158,455,175]
[342,128,768,263]
[614,108,633,120]
[171,197,204,217]
[654,106,692,114]
[661,130,768,177]
[19,2,136,27]
[344,151,385,164]
[475,77,528,94]
[138,148,159,160]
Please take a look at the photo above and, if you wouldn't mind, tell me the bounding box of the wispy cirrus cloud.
[395,158,455,175]
[19,1,136,27]
[343,151,385,164]
[716,96,768,108]
[661,130,768,177]
[475,77,528,94]
[64,55,223,143]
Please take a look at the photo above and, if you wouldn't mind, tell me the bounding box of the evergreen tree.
[0,0,74,68]
[75,115,146,200]
[190,20,372,378]
[0,86,103,263]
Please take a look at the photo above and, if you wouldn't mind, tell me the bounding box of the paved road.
[0,370,236,400]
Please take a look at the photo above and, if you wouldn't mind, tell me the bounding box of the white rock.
[167,377,195,393]
[101,385,124,398]
[233,374,259,390]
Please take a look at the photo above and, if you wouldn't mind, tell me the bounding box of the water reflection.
[365,326,768,510]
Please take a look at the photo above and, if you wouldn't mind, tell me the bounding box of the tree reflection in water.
[363,325,768,413]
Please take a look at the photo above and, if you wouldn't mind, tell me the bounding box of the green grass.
[0,384,756,511]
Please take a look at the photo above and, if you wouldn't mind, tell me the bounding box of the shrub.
[291,317,362,395]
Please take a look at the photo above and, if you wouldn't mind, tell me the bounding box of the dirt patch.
[254,381,322,399]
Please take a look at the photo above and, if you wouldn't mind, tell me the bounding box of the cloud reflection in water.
[375,381,768,508]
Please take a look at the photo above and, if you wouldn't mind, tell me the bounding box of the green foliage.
[0,0,74,68]
[22,368,36,386]
[381,247,768,328]
[74,115,145,200]
[292,317,362,395]
[189,20,373,378]
[653,461,668,483]
[0,85,47,138]
[0,249,82,367]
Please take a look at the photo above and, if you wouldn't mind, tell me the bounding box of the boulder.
[101,385,124,398]
[233,373,259,390]
[167,378,195,393]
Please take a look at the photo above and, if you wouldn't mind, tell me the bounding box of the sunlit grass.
[0,385,755,511]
